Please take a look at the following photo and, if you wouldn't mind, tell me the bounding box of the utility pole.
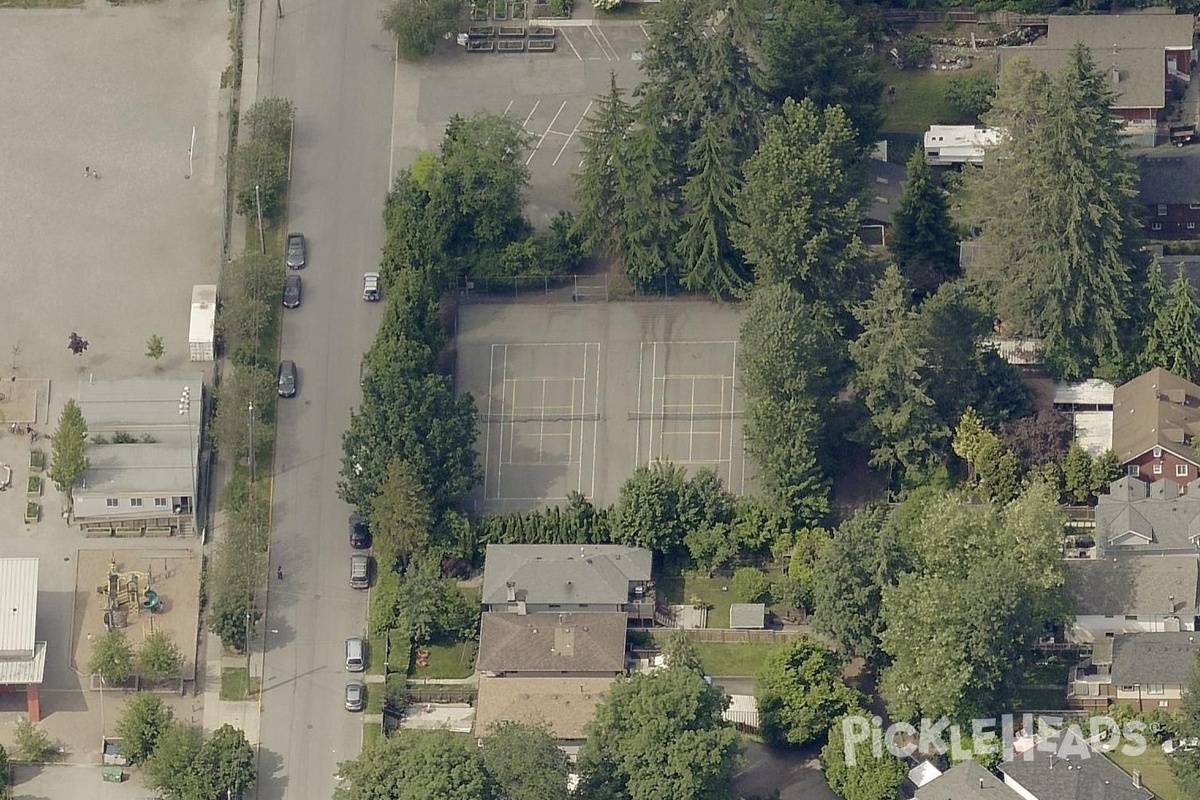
[254,184,266,254]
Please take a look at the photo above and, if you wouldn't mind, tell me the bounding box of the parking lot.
[391,22,647,226]
[458,301,754,513]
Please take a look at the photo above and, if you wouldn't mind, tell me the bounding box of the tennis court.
[457,302,753,513]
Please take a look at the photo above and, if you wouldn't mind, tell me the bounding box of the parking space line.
[522,100,541,129]
[502,100,514,116]
[587,25,614,61]
[560,29,583,61]
[552,100,592,166]
[639,23,650,39]
[595,25,619,60]
[526,101,567,165]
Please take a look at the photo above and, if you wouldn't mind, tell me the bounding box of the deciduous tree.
[821,712,907,800]
[88,629,134,684]
[480,721,570,800]
[755,638,863,748]
[114,694,174,765]
[198,724,256,800]
[335,730,492,800]
[576,666,741,800]
[143,723,205,798]
[145,334,165,368]
[138,630,184,682]
[943,71,996,122]
[380,0,463,61]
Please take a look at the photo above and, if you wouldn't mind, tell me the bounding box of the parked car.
[349,513,370,549]
[286,233,306,269]
[283,275,302,308]
[350,554,370,589]
[277,360,297,398]
[345,680,365,712]
[362,272,381,301]
[345,638,365,672]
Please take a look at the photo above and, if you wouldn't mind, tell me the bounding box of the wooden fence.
[648,628,815,644]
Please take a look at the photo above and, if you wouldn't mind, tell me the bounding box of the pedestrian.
[84,166,90,178]
[277,565,284,580]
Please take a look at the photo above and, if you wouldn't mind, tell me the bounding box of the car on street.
[359,358,370,387]
[277,360,297,397]
[349,513,370,549]
[345,637,365,672]
[345,681,365,712]
[283,275,302,308]
[362,272,381,301]
[350,554,370,589]
[286,233,306,269]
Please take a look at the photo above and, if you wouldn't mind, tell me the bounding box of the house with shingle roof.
[999,727,1154,800]
[476,612,627,677]
[480,544,653,616]
[1064,555,1200,642]
[915,760,1022,800]
[1071,631,1200,711]
[1112,368,1200,486]
[998,11,1195,142]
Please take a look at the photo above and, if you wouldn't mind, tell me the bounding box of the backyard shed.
[729,603,765,630]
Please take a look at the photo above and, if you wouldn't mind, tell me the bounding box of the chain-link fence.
[458,274,610,302]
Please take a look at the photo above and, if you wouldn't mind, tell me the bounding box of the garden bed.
[509,1,525,18]
[467,40,495,51]
[470,4,488,20]
[498,39,526,52]
[492,0,507,19]
[528,40,555,51]
[529,25,555,37]
[499,25,525,37]
[468,25,496,38]
[27,476,41,496]
[29,449,44,471]
[24,501,39,523]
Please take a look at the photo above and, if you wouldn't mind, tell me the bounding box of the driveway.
[733,741,839,800]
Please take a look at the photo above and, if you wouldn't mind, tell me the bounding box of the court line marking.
[527,101,568,165]
[575,345,585,486]
[569,365,579,466]
[522,100,541,129]
[590,342,600,498]
[594,25,619,60]
[649,342,658,463]
[730,340,741,490]
[560,29,583,60]
[539,377,548,464]
[634,342,644,475]
[484,344,497,499]
[690,376,696,462]
[499,344,510,495]
[553,101,593,166]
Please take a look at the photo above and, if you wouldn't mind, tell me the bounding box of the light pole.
[254,184,266,254]
[179,386,197,537]
[247,402,255,494]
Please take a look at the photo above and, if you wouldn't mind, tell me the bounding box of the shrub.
[88,629,134,684]
[731,567,772,604]
[13,719,57,762]
[894,34,932,69]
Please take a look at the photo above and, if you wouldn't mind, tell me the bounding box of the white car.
[362,272,381,301]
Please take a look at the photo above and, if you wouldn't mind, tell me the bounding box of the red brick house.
[1113,367,1200,484]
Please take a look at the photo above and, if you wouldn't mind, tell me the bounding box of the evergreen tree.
[891,149,960,298]
[850,265,947,475]
[676,119,747,298]
[733,98,866,303]
[961,48,1147,379]
[757,0,884,145]
[613,121,683,290]
[573,74,635,259]
[1144,267,1200,382]
[1141,260,1168,369]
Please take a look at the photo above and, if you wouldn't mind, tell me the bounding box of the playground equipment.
[98,557,162,630]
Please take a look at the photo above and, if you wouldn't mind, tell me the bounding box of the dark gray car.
[277,360,297,397]
[286,233,306,269]
[283,275,302,309]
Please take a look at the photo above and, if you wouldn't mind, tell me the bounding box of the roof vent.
[1134,770,1143,788]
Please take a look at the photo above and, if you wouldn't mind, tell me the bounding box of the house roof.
[481,545,652,606]
[982,337,1043,366]
[863,159,906,225]
[76,375,205,448]
[474,676,614,741]
[1054,379,1116,407]
[729,603,766,629]
[998,12,1195,111]
[1000,727,1153,800]
[915,759,1022,800]
[476,612,627,674]
[1111,632,1200,685]
[1111,368,1200,466]
[1075,411,1115,457]
[0,559,38,660]
[1096,476,1200,552]
[1065,556,1200,618]
[1135,148,1200,206]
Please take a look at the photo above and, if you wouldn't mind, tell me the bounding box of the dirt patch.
[71,549,202,681]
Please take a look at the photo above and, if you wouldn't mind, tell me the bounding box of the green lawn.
[362,722,383,749]
[1108,746,1186,800]
[658,573,738,629]
[220,667,260,700]
[365,684,384,714]
[1007,687,1067,711]
[881,59,996,134]
[367,637,386,675]
[693,642,781,677]
[410,641,477,679]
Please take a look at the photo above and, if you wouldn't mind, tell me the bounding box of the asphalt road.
[255,0,396,797]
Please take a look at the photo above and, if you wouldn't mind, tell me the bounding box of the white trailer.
[189,285,217,362]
